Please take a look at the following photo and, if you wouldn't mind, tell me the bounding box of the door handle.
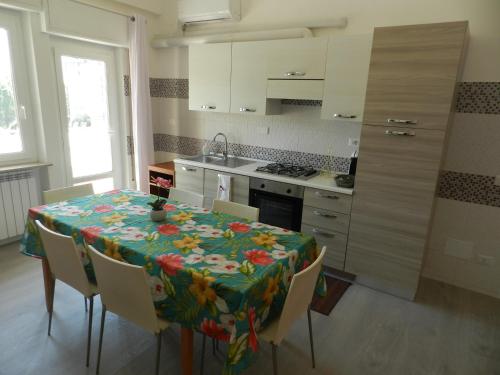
[182,167,197,172]
[385,130,416,137]
[239,107,256,113]
[387,118,417,125]
[313,210,337,219]
[285,71,306,77]
[334,114,357,119]
[201,105,216,110]
[315,191,339,200]
[312,228,335,238]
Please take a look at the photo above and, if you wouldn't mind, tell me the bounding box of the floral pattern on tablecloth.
[21,189,325,374]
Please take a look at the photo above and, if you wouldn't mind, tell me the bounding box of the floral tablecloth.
[21,189,325,374]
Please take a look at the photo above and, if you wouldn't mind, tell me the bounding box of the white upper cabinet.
[264,37,328,80]
[189,43,232,113]
[321,35,373,122]
[230,41,280,115]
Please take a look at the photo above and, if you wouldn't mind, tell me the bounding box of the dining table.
[20,189,325,374]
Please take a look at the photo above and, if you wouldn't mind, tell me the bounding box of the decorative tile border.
[437,170,500,207]
[124,75,130,97]
[455,82,500,114]
[281,99,322,106]
[153,133,351,172]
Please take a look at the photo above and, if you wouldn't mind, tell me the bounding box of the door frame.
[52,39,124,189]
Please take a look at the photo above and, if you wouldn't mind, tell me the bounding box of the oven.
[249,178,304,232]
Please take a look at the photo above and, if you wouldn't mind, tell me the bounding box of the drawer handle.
[312,228,335,238]
[201,105,216,110]
[387,118,417,125]
[313,210,337,219]
[385,130,416,137]
[315,191,339,200]
[285,71,306,77]
[240,107,256,113]
[334,114,357,119]
[182,167,197,172]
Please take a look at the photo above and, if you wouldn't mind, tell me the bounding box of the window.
[0,9,36,164]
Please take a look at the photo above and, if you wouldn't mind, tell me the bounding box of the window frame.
[0,8,37,165]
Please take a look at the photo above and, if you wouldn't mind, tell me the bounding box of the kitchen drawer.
[302,205,350,234]
[174,163,204,195]
[304,188,352,214]
[302,224,347,270]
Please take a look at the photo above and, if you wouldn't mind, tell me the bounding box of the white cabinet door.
[230,41,280,115]
[174,163,205,195]
[189,43,231,113]
[321,35,372,122]
[264,37,328,80]
[203,169,250,209]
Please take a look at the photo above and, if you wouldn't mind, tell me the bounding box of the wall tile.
[456,82,500,114]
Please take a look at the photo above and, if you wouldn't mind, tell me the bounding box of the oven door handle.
[312,228,335,238]
[313,210,337,219]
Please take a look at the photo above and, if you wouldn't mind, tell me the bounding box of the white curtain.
[129,15,154,192]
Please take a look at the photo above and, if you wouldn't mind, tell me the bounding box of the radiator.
[0,170,40,241]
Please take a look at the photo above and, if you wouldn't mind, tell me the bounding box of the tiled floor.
[1,241,500,375]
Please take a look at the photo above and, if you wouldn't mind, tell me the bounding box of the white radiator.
[0,170,40,241]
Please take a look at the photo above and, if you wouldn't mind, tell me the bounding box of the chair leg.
[84,296,88,313]
[155,332,162,375]
[48,310,53,336]
[96,305,107,375]
[307,307,316,369]
[86,296,94,367]
[200,334,207,375]
[271,344,278,375]
[212,337,216,356]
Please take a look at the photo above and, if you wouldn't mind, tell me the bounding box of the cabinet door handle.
[387,118,417,125]
[285,71,306,77]
[313,210,337,219]
[385,130,416,137]
[201,105,216,110]
[239,107,256,113]
[334,113,357,119]
[315,191,339,200]
[312,228,335,238]
[182,167,197,172]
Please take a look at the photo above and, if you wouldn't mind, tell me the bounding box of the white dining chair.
[42,183,95,313]
[168,187,204,207]
[43,183,94,204]
[35,220,99,367]
[87,245,170,375]
[212,199,259,221]
[259,246,326,375]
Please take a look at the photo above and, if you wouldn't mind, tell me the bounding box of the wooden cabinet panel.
[174,163,204,195]
[345,125,446,299]
[230,41,280,115]
[304,188,352,214]
[302,224,347,270]
[189,43,231,113]
[203,169,250,209]
[264,37,328,80]
[363,21,468,130]
[321,34,372,122]
[302,206,350,234]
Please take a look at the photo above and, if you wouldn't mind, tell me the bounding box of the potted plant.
[148,176,172,222]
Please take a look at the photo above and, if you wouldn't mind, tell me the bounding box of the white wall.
[152,0,500,298]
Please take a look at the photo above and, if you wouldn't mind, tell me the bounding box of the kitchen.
[1,0,500,375]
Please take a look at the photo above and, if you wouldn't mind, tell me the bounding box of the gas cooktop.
[255,163,319,179]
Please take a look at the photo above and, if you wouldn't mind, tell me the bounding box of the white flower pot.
[150,210,166,222]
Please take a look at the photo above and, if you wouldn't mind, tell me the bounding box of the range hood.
[267,80,325,100]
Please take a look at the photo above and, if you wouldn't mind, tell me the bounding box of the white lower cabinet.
[203,169,250,209]
[174,163,204,195]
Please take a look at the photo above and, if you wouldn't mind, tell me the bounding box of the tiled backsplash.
[153,133,351,172]
[456,82,500,114]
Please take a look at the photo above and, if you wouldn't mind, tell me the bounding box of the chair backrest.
[212,200,259,221]
[35,220,93,297]
[168,188,204,207]
[43,183,94,204]
[87,245,160,334]
[273,246,326,344]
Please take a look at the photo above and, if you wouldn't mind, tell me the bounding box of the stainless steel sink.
[185,155,254,168]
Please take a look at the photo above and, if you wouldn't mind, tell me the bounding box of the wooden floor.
[1,242,500,375]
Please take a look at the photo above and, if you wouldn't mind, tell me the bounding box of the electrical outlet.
[444,238,474,260]
[477,254,495,266]
[495,175,500,186]
[348,138,360,147]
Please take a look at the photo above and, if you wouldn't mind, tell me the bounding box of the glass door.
[54,42,122,193]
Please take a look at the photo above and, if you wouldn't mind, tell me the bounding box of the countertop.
[174,156,354,195]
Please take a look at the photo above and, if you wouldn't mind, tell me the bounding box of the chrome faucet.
[212,132,228,159]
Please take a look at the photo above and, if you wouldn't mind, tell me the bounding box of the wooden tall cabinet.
[345,21,468,300]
